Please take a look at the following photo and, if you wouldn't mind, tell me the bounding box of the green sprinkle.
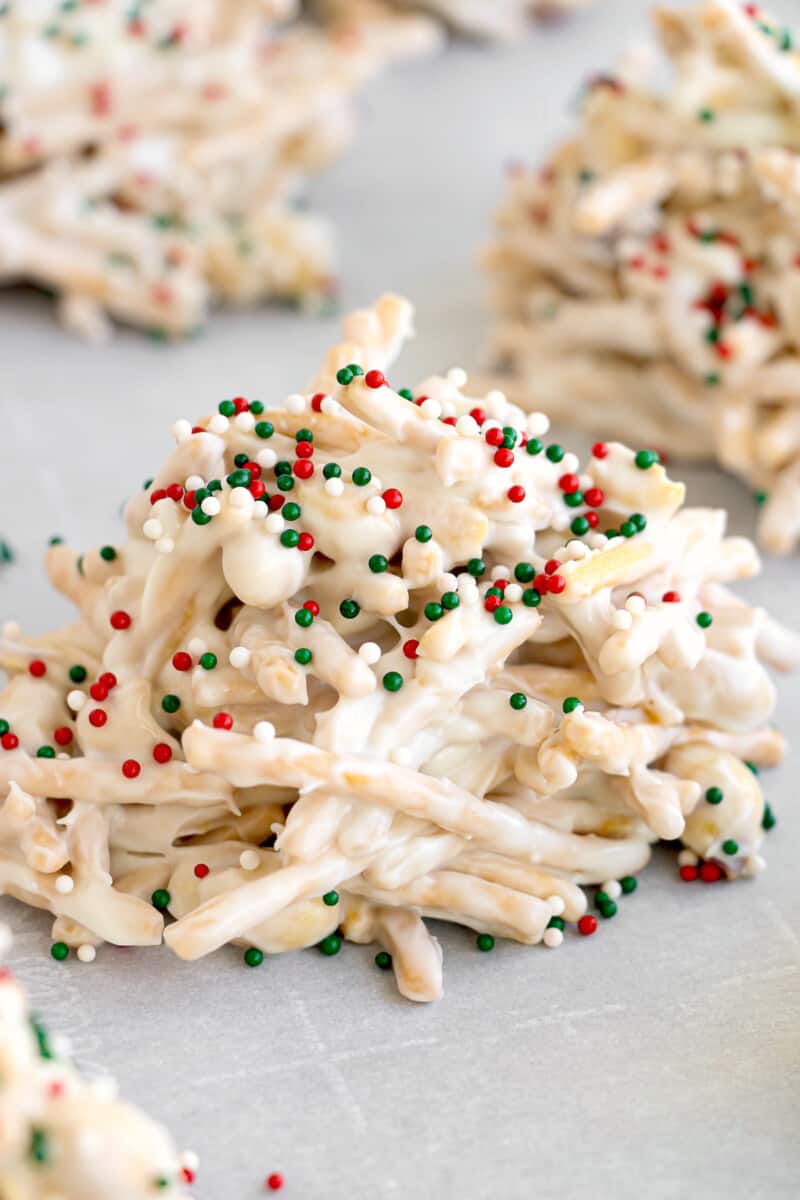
[598,899,617,918]
[620,520,637,538]
[722,839,739,856]
[398,389,414,402]
[595,891,610,908]
[605,529,621,539]
[276,475,294,492]
[30,1128,49,1165]
[441,591,460,611]
[98,545,117,563]
[415,524,432,543]
[153,1178,172,1190]
[76,555,84,576]
[294,647,312,666]
[571,516,590,536]
[485,587,502,600]
[322,891,339,906]
[226,469,251,489]
[207,479,222,492]
[476,933,495,952]
[704,372,721,387]
[282,502,301,521]
[620,876,637,895]
[234,453,249,468]
[493,605,513,625]
[36,746,56,758]
[348,364,364,377]
[318,933,342,956]
[339,598,360,621]
[336,368,354,386]
[191,508,211,526]
[323,463,342,479]
[466,558,486,577]
[218,400,236,417]
[705,786,723,805]
[274,461,292,476]
[49,535,64,545]
[635,449,660,470]
[509,692,527,711]
[762,803,776,831]
[68,664,87,683]
[696,611,713,629]
[151,889,171,910]
[295,608,313,628]
[630,513,647,532]
[522,588,541,607]
[280,529,300,549]
[161,694,181,714]
[578,167,595,184]
[255,421,274,439]
[0,719,8,735]
[698,107,715,122]
[382,672,403,692]
[514,562,535,583]
[562,696,582,714]
[526,438,543,456]
[295,429,313,443]
[352,467,372,487]
[745,761,759,776]
[244,947,263,967]
[545,444,564,463]
[547,916,565,931]
[425,602,444,622]
[250,401,264,415]
[753,489,768,506]
[199,652,217,670]
[375,950,392,969]
[50,942,69,962]
[564,491,584,508]
[369,554,388,573]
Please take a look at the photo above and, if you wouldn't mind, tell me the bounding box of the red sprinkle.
[382,488,403,509]
[166,483,184,502]
[592,442,609,459]
[485,427,504,447]
[585,512,599,528]
[584,487,604,508]
[121,759,141,779]
[110,611,131,631]
[90,682,109,702]
[293,460,314,480]
[544,559,560,575]
[150,489,168,505]
[662,591,681,603]
[152,743,172,764]
[172,652,192,672]
[297,533,314,552]
[193,864,209,880]
[181,1168,196,1185]
[533,573,549,593]
[295,441,314,460]
[183,490,197,510]
[508,486,526,504]
[47,1080,65,1099]
[700,861,723,883]
[99,672,118,690]
[442,417,458,427]
[244,461,262,479]
[303,600,320,617]
[402,639,420,660]
[558,473,580,494]
[213,713,234,730]
[484,595,502,613]
[266,1175,284,1192]
[88,709,107,728]
[365,370,386,389]
[310,392,326,412]
[249,481,266,500]
[546,574,566,595]
[578,915,597,936]
[29,660,47,678]
[268,495,285,512]
[232,397,249,414]
[1,733,19,751]
[54,727,73,746]
[469,407,487,426]
[679,864,698,882]
[493,448,514,469]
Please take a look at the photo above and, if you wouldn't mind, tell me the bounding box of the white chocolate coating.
[318,0,594,43]
[0,293,796,1003]
[484,0,800,553]
[0,926,193,1199]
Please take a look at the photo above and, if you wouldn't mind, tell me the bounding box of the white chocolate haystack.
[0,295,797,1002]
[0,925,194,1200]
[0,1,407,340]
[485,0,800,553]
[318,0,592,43]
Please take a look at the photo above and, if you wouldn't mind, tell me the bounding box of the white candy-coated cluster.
[0,1,406,340]
[485,0,800,554]
[0,294,796,1003]
[0,926,194,1199]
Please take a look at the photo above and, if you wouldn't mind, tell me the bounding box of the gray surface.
[1,3,799,1197]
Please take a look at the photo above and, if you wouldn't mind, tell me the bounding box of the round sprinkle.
[722,839,739,855]
[696,611,713,628]
[382,671,403,693]
[620,876,637,894]
[562,696,582,714]
[122,759,141,779]
[110,611,131,630]
[99,545,117,562]
[369,554,388,574]
[244,948,264,967]
[323,462,342,479]
[441,591,460,611]
[29,659,47,677]
[493,605,513,625]
[509,692,527,710]
[295,608,313,628]
[37,745,56,758]
[634,449,660,469]
[200,652,218,669]
[68,664,87,683]
[194,864,210,879]
[152,743,172,763]
[212,713,233,730]
[545,444,564,463]
[352,467,372,487]
[424,602,443,622]
[50,942,69,962]
[318,934,342,956]
[705,786,723,805]
[339,599,360,620]
[547,916,565,931]
[578,915,597,936]
[375,951,392,970]
[476,933,495,952]
[77,944,96,964]
[322,891,339,906]
[151,889,170,910]
[266,1174,284,1192]
[522,588,541,608]
[466,558,486,577]
[255,421,274,439]
[415,524,432,543]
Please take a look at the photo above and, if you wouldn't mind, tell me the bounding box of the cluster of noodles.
[0,926,194,1200]
[0,0,424,340]
[485,0,800,554]
[0,296,796,1003]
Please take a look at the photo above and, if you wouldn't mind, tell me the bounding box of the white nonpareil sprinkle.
[602,880,622,901]
[485,390,507,417]
[229,646,251,670]
[185,474,204,491]
[543,928,563,949]
[613,610,634,631]
[201,497,221,517]
[171,419,192,442]
[504,583,523,603]
[320,396,340,415]
[285,393,306,414]
[156,537,175,555]
[208,413,229,434]
[265,513,285,534]
[325,477,344,497]
[55,875,74,895]
[626,594,646,615]
[180,1152,200,1172]
[436,573,458,593]
[526,411,550,437]
[57,752,71,760]
[77,944,97,964]
[490,564,510,581]
[187,637,206,657]
[358,642,381,665]
[67,690,87,712]
[257,447,278,470]
[235,412,255,432]
[546,895,565,916]
[239,849,261,872]
[229,488,252,510]
[253,721,275,742]
[142,518,162,540]
[456,415,479,437]
[457,574,479,602]
[440,400,456,419]
[420,398,442,420]
[677,849,698,867]
[561,452,580,474]
[252,500,268,520]
[447,367,468,388]
[589,533,608,550]
[366,496,386,516]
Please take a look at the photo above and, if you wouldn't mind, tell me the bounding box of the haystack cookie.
[485,0,800,553]
[0,926,195,1199]
[0,295,796,1003]
[0,1,399,340]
